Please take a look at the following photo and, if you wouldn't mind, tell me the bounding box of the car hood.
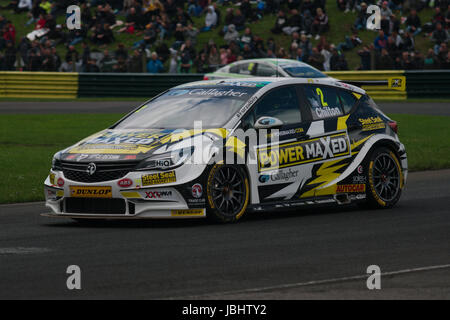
[60,128,228,162]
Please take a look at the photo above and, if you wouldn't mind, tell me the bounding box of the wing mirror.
[254,116,284,129]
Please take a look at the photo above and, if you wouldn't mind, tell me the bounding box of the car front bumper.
[44,169,206,219]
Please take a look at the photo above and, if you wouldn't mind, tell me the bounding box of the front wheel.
[206,164,250,223]
[365,147,403,209]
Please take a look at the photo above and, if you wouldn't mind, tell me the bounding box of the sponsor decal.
[235,95,258,118]
[68,154,122,162]
[192,183,203,198]
[188,198,205,204]
[49,173,56,185]
[219,81,270,88]
[267,128,304,138]
[76,154,89,162]
[57,178,65,187]
[349,194,367,200]
[167,89,190,96]
[353,175,367,184]
[144,190,173,199]
[118,178,133,188]
[169,88,249,98]
[259,168,299,183]
[257,133,350,172]
[124,155,137,160]
[388,76,406,91]
[171,209,205,217]
[141,171,176,186]
[357,165,364,174]
[69,186,112,198]
[359,116,386,131]
[154,159,172,168]
[336,184,366,193]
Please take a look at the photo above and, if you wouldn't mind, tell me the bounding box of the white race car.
[44,77,407,223]
[203,58,334,80]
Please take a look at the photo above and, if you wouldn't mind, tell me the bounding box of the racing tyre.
[206,164,250,223]
[364,147,403,209]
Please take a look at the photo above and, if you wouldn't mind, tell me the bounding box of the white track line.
[0,247,52,255]
[171,264,450,299]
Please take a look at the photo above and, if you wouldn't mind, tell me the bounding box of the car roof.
[227,58,312,67]
[175,77,366,95]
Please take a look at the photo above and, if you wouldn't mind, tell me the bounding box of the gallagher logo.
[118,178,133,188]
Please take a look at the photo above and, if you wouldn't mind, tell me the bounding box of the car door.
[240,85,313,203]
[297,84,353,199]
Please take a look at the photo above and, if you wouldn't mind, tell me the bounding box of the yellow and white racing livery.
[44,77,407,223]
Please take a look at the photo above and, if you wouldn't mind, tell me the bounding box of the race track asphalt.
[0,101,449,116]
[0,169,449,299]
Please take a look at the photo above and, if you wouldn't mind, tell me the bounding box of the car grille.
[61,160,139,183]
[65,198,126,214]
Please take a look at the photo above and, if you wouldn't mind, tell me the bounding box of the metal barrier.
[0,72,78,99]
[1,71,449,100]
[405,70,450,99]
[78,73,203,98]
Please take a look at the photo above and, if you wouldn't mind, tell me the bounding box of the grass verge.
[0,113,448,204]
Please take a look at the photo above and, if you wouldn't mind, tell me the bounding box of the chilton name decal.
[257,133,350,172]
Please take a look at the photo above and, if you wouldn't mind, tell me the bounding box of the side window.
[304,85,343,120]
[230,62,257,75]
[241,109,255,131]
[338,90,357,114]
[253,86,302,125]
[229,64,239,74]
[255,64,276,77]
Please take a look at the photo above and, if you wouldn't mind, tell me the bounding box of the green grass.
[0,114,124,203]
[0,0,436,70]
[391,113,450,171]
[0,113,449,204]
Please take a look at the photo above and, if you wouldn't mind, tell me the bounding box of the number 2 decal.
[316,88,328,107]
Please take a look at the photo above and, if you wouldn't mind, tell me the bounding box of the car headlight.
[136,147,194,171]
[52,152,62,170]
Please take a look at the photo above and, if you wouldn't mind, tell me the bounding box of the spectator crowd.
[0,0,449,73]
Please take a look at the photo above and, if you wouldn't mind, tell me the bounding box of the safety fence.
[0,71,449,100]
[0,72,78,99]
[325,71,407,100]
[404,70,450,99]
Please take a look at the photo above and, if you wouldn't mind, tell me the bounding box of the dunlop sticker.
[141,171,176,186]
[257,133,350,172]
[70,186,112,198]
[171,209,205,217]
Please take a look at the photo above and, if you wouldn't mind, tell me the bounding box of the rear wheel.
[206,164,250,223]
[365,147,403,209]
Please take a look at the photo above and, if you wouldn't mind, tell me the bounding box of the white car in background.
[204,59,335,80]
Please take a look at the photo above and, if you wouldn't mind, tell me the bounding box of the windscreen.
[114,86,260,129]
[282,65,328,78]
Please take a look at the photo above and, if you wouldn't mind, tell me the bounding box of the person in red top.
[35,14,46,30]
[3,20,16,44]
